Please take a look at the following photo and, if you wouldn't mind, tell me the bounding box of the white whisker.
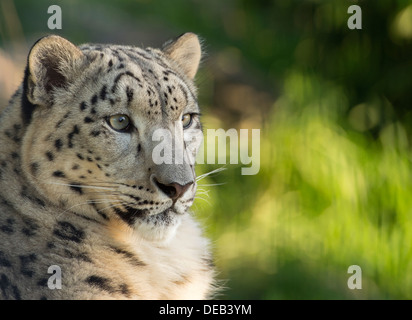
[194,196,211,206]
[197,183,226,187]
[56,201,95,219]
[87,199,123,204]
[196,190,211,197]
[196,166,226,182]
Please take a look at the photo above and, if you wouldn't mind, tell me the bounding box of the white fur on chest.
[105,214,214,299]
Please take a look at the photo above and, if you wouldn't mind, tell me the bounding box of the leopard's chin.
[133,207,184,243]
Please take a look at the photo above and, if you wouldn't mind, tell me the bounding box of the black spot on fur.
[55,139,63,151]
[64,249,92,263]
[4,124,22,142]
[126,86,134,105]
[111,71,141,93]
[119,283,131,297]
[80,101,88,111]
[21,64,36,125]
[68,125,80,148]
[109,246,146,267]
[69,183,83,195]
[21,186,45,208]
[125,194,141,202]
[90,130,101,137]
[21,217,40,236]
[0,251,12,267]
[88,202,109,221]
[55,119,64,129]
[85,275,115,293]
[46,151,54,161]
[53,221,85,243]
[76,153,84,160]
[0,274,21,299]
[47,242,55,249]
[91,94,98,105]
[113,207,135,225]
[11,152,19,159]
[19,254,37,278]
[72,164,80,170]
[36,278,48,287]
[0,218,14,235]
[113,206,146,226]
[53,170,65,178]
[100,85,107,100]
[85,275,130,297]
[30,162,39,175]
[84,117,94,123]
[126,71,141,82]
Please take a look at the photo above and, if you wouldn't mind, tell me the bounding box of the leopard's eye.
[108,114,131,132]
[182,113,193,129]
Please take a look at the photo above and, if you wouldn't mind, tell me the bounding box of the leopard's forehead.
[74,43,199,123]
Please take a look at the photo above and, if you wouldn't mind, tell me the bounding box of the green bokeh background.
[1,0,412,299]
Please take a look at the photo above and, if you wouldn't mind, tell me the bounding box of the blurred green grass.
[196,70,412,299]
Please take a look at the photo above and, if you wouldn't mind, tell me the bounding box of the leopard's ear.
[163,32,202,79]
[26,35,84,106]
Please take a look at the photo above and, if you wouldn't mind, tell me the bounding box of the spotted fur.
[0,33,215,299]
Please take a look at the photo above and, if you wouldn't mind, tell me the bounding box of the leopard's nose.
[154,178,193,202]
